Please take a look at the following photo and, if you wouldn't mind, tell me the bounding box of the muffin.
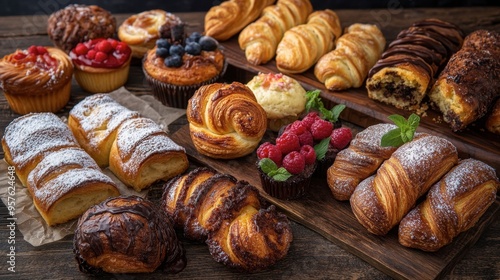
[47,4,116,53]
[142,29,226,108]
[74,195,186,275]
[246,72,307,131]
[0,45,73,115]
[118,9,183,59]
[69,38,132,93]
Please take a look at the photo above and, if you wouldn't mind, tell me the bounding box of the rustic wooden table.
[0,7,499,280]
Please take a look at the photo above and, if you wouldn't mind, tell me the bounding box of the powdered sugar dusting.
[442,158,498,197]
[353,123,397,149]
[3,113,78,169]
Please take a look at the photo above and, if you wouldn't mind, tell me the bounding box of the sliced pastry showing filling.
[366,18,464,110]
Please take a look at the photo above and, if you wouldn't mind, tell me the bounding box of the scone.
[246,72,307,131]
[118,9,183,59]
[69,38,132,93]
[143,29,226,108]
[0,45,73,114]
[47,4,116,53]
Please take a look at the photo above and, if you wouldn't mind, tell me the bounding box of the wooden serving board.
[170,125,500,280]
[219,38,500,177]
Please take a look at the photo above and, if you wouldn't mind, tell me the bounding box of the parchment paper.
[0,87,186,246]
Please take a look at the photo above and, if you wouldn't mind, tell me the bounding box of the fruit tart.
[70,38,132,93]
[142,27,226,108]
[0,45,73,115]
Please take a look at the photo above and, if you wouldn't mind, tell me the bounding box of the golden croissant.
[350,135,458,235]
[315,23,386,90]
[161,167,293,272]
[186,82,267,159]
[399,159,499,251]
[204,0,275,41]
[275,9,342,74]
[238,0,313,65]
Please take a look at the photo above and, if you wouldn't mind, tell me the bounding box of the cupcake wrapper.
[143,60,228,109]
[4,80,71,115]
[74,61,131,93]
[258,164,315,200]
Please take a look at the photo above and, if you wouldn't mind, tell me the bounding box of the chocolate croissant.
[69,94,189,191]
[399,159,499,251]
[186,82,267,159]
[275,9,342,74]
[315,23,386,90]
[350,135,458,235]
[74,195,186,274]
[161,167,293,272]
[204,0,275,41]
[238,0,313,65]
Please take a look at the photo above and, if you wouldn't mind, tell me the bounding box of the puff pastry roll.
[238,0,313,65]
[399,159,499,251]
[204,0,275,41]
[350,135,458,235]
[275,9,342,74]
[315,23,386,90]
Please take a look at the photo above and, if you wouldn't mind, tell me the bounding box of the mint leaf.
[314,137,330,160]
[259,158,278,174]
[272,167,293,181]
[258,158,292,182]
[380,113,420,147]
[305,90,322,113]
[329,104,346,122]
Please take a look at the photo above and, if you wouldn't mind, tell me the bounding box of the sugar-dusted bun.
[246,72,306,131]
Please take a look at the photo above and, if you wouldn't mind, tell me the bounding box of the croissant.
[327,123,398,201]
[68,94,189,191]
[275,9,342,74]
[161,167,293,272]
[238,0,313,65]
[398,159,499,252]
[350,135,459,235]
[74,195,186,274]
[2,113,119,226]
[315,23,386,90]
[204,0,275,41]
[186,82,267,159]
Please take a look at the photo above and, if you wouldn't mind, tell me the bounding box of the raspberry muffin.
[0,45,73,114]
[246,72,307,131]
[70,38,132,93]
[142,29,226,108]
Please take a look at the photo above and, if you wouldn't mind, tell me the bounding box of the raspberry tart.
[0,45,73,114]
[70,38,132,93]
[142,28,226,108]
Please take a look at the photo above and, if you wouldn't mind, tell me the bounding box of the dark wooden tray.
[170,125,500,280]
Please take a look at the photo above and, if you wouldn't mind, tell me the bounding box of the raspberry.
[86,49,97,59]
[27,45,38,55]
[276,132,301,155]
[301,111,321,130]
[13,52,27,60]
[300,145,316,165]
[288,120,307,135]
[94,51,108,62]
[95,40,113,53]
[256,142,282,166]
[107,38,119,48]
[310,118,333,140]
[36,46,48,54]
[282,151,305,175]
[115,42,129,53]
[74,43,88,56]
[297,130,314,146]
[330,127,353,150]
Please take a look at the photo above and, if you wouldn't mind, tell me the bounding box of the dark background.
[0,0,498,16]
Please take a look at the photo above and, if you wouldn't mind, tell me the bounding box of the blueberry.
[169,44,185,57]
[199,36,218,51]
[155,47,169,57]
[156,38,170,49]
[187,32,202,43]
[185,42,201,55]
[165,54,183,67]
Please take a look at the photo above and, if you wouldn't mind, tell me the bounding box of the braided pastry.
[315,23,386,90]
[350,135,458,235]
[161,167,293,272]
[399,159,499,251]
[238,0,313,65]
[186,82,267,159]
[204,0,275,41]
[275,9,342,74]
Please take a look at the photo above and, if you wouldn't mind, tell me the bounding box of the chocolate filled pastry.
[428,29,500,131]
[399,159,499,251]
[74,195,186,274]
[161,167,293,272]
[366,19,464,110]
